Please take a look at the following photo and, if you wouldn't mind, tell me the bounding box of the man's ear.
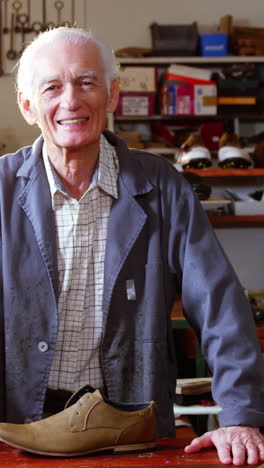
[106,78,120,113]
[17,92,38,126]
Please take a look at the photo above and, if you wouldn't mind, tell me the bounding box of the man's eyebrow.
[79,71,98,80]
[37,71,98,90]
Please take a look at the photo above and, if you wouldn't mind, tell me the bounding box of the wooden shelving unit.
[111,56,264,228]
[190,169,264,227]
[184,168,264,177]
[117,56,264,65]
[114,114,264,122]
[210,215,264,228]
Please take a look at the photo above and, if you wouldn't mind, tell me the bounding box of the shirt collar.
[42,134,119,207]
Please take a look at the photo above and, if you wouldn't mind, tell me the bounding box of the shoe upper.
[177,134,212,169]
[0,389,158,455]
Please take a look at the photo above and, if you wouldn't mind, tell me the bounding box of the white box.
[194,84,217,115]
[233,201,264,215]
[119,67,156,92]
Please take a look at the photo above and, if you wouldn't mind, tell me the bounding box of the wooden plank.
[209,215,264,227]
[0,436,222,467]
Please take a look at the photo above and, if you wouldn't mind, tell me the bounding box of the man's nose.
[61,85,80,109]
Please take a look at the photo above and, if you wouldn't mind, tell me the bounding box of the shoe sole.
[0,437,156,457]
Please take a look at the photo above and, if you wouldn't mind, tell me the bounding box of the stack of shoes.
[0,386,157,457]
[218,132,253,168]
[177,135,212,169]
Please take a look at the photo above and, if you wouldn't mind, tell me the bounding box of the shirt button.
[38,341,49,352]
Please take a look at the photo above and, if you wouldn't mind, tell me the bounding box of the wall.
[2,0,264,152]
[0,0,263,290]
[84,0,264,49]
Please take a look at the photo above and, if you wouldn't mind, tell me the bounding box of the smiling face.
[18,39,119,155]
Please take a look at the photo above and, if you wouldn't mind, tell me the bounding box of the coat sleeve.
[0,227,5,421]
[168,172,264,428]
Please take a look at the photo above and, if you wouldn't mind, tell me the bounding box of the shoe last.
[177,135,212,169]
[218,132,253,168]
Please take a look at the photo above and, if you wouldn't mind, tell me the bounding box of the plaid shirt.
[43,135,119,391]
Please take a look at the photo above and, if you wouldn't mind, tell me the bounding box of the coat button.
[38,341,49,352]
[24,418,33,424]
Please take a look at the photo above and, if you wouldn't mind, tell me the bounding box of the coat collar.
[16,135,44,179]
[16,131,154,199]
[103,130,153,197]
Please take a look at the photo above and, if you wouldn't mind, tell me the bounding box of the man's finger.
[231,442,246,466]
[184,432,214,452]
[209,440,232,465]
[245,442,259,466]
[257,441,264,462]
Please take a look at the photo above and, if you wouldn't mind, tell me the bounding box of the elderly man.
[0,26,263,464]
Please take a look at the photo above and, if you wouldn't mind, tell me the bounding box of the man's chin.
[44,137,100,153]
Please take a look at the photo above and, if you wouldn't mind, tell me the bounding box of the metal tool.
[71,0,75,25]
[2,0,9,33]
[46,21,55,29]
[31,20,42,35]
[6,12,17,59]
[42,0,46,28]
[12,0,22,19]
[17,13,28,55]
[26,0,31,28]
[12,0,22,32]
[0,0,3,74]
[54,0,64,26]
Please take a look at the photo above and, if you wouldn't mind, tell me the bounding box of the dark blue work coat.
[0,130,263,436]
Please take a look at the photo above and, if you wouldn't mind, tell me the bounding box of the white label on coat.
[126,279,136,300]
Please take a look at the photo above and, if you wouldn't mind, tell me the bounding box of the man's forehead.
[37,38,101,61]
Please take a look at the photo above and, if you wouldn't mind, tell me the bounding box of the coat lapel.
[16,137,59,298]
[102,135,153,317]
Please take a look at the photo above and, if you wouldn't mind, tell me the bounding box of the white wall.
[2,0,264,152]
[0,0,264,290]
[215,228,264,290]
[84,0,264,50]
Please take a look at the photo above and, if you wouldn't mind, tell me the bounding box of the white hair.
[16,26,120,98]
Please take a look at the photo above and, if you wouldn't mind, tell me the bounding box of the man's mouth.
[58,118,89,125]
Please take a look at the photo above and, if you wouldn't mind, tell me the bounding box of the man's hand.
[184,426,264,465]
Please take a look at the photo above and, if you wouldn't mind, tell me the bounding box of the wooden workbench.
[0,426,262,468]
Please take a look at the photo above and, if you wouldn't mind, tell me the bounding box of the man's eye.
[45,85,57,92]
[82,80,94,87]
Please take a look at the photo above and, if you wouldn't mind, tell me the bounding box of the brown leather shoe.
[0,389,157,457]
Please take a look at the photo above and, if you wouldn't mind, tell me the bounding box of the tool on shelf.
[6,13,17,59]
[0,0,2,75]
[2,0,9,33]
[1,0,79,72]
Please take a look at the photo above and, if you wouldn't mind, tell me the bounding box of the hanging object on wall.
[0,0,79,74]
[0,0,3,75]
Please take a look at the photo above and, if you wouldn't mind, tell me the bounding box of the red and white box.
[115,92,156,116]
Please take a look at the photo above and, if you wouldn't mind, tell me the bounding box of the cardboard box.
[217,79,259,113]
[150,22,199,56]
[119,67,156,92]
[195,84,217,115]
[115,92,156,116]
[160,83,193,115]
[233,201,264,215]
[166,64,212,82]
[160,82,217,115]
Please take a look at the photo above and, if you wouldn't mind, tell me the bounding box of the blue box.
[200,33,228,56]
